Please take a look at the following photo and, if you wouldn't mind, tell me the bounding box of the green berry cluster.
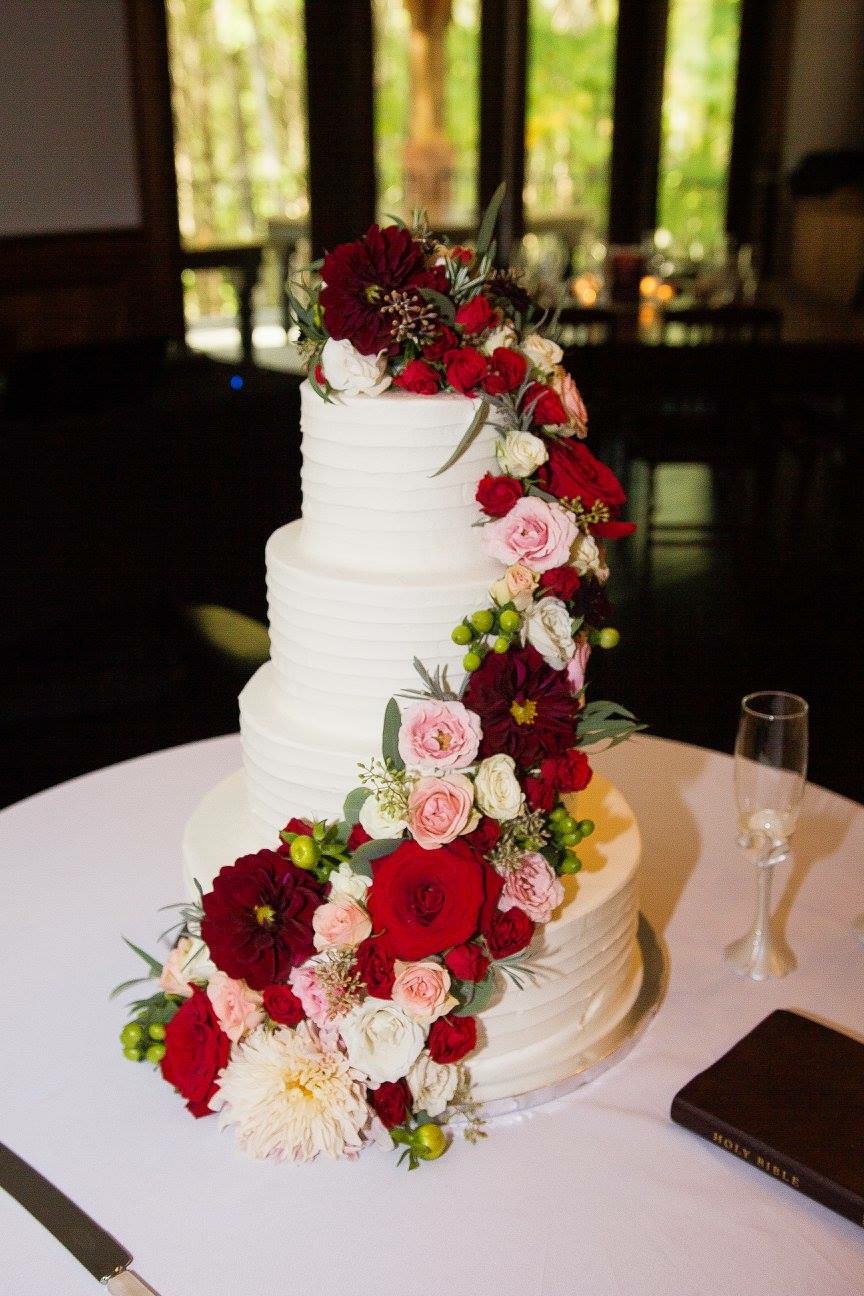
[588,626,620,650]
[279,819,349,881]
[547,804,595,875]
[390,1119,448,1169]
[452,606,522,671]
[119,992,179,1065]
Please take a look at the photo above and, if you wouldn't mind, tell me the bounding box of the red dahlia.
[201,849,324,990]
[462,645,580,769]
[319,225,438,355]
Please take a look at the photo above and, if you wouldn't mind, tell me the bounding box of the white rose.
[320,337,391,397]
[572,532,609,583]
[495,430,548,479]
[522,333,563,373]
[327,860,371,903]
[359,794,407,840]
[521,596,576,671]
[407,1052,461,1118]
[159,936,216,996]
[483,321,518,355]
[339,998,425,1085]
[474,753,525,821]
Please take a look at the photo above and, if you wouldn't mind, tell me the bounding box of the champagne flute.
[726,691,808,979]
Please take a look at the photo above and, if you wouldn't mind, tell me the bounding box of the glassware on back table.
[727,691,808,980]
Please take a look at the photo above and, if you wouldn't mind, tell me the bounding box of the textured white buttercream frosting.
[183,381,642,1102]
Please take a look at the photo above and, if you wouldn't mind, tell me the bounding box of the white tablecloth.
[1,734,862,1296]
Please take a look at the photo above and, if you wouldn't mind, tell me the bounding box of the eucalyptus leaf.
[526,483,557,503]
[475,182,506,260]
[419,287,456,323]
[576,699,646,749]
[342,785,372,828]
[381,697,404,769]
[122,937,163,977]
[430,400,490,478]
[349,836,404,876]
[452,969,497,1016]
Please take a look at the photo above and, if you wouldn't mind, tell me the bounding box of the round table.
[2,734,862,1296]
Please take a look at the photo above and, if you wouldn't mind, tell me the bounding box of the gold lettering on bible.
[711,1133,800,1187]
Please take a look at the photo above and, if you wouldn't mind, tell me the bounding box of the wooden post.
[304,0,376,258]
[479,0,528,263]
[607,0,670,246]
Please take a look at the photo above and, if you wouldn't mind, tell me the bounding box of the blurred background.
[1,0,862,807]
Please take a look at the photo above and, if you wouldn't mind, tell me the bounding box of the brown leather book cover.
[670,1010,864,1227]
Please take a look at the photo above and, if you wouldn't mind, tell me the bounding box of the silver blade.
[0,1141,131,1282]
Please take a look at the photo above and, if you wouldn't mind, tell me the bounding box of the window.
[524,0,618,236]
[373,0,480,228]
[657,0,741,258]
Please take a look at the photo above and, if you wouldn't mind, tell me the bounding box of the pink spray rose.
[482,496,577,573]
[566,639,591,694]
[205,970,264,1044]
[499,852,565,924]
[551,368,589,437]
[288,958,331,1027]
[391,960,455,1022]
[312,897,372,952]
[407,773,476,849]
[398,700,482,772]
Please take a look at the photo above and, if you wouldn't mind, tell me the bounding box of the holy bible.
[671,1010,863,1227]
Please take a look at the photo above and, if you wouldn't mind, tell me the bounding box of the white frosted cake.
[184,382,642,1104]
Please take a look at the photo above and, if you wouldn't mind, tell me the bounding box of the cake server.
[0,1141,162,1294]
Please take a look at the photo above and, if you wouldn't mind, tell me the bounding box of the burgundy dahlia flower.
[201,849,324,990]
[462,645,580,770]
[319,224,438,355]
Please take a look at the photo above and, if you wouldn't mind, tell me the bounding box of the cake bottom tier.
[183,766,642,1105]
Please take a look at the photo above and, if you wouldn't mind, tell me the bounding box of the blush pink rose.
[159,937,197,997]
[398,700,482,772]
[391,960,454,1021]
[205,970,263,1044]
[482,496,577,573]
[552,368,588,437]
[312,897,372,952]
[407,773,476,849]
[288,958,330,1026]
[499,852,565,924]
[566,639,591,694]
[491,562,539,611]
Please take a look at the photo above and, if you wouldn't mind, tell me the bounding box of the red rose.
[467,815,501,854]
[443,347,489,394]
[422,325,458,361]
[262,984,305,1027]
[347,822,372,852]
[525,747,593,812]
[160,987,230,1118]
[483,905,535,959]
[450,246,474,266]
[282,817,311,837]
[355,935,396,997]
[537,438,627,512]
[444,943,490,983]
[313,363,325,387]
[367,838,487,961]
[455,294,495,335]
[370,1079,412,1129]
[482,346,528,395]
[394,359,441,395]
[539,566,581,600]
[201,849,324,990]
[427,1014,478,1064]
[522,381,568,426]
[475,472,524,518]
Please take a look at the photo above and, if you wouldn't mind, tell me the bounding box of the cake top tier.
[297,381,503,577]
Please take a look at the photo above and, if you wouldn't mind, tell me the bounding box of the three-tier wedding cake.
[117,199,645,1166]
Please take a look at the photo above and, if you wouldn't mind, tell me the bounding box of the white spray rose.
[490,563,539,612]
[359,794,408,840]
[320,337,391,397]
[495,430,549,479]
[522,333,563,373]
[483,321,518,355]
[407,1052,461,1118]
[521,597,576,671]
[474,753,525,821]
[572,533,609,583]
[327,860,371,903]
[339,998,425,1085]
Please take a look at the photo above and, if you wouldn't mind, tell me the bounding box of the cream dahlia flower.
[212,1022,370,1162]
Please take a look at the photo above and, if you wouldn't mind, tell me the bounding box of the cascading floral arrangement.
[114,189,642,1170]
